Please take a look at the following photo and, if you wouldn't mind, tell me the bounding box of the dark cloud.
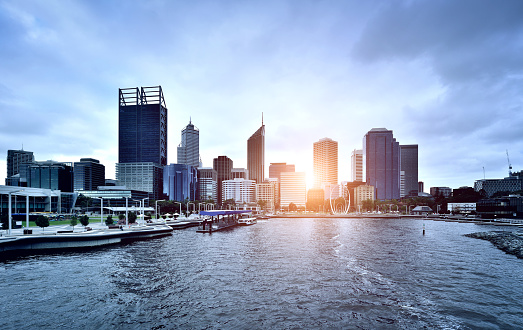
[352,0,523,84]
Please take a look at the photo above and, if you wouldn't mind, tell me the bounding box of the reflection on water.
[1,218,522,329]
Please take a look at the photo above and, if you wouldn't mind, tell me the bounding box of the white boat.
[237,217,257,226]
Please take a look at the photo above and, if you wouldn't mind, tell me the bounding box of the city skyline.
[2,1,523,191]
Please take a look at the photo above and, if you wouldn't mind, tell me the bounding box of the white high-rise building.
[222,178,256,204]
[177,120,200,168]
[351,149,363,182]
[198,167,217,202]
[313,138,338,188]
[280,172,306,208]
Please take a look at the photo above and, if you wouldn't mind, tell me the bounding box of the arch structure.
[328,185,351,214]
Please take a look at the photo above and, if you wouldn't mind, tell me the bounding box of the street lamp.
[7,189,22,235]
[187,202,195,216]
[92,197,104,225]
[174,202,182,218]
[156,200,166,221]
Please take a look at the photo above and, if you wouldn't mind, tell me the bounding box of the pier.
[196,210,252,233]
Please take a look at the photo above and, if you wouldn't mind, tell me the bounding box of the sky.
[1,0,523,191]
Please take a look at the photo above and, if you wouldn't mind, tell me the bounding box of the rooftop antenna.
[262,112,264,126]
[507,149,513,176]
[483,166,485,179]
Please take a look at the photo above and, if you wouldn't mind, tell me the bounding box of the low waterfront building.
[448,203,476,214]
[476,195,523,219]
[77,187,149,208]
[0,185,78,216]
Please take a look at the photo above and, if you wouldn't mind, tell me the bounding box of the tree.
[128,212,137,224]
[257,200,267,211]
[105,215,114,226]
[288,202,297,212]
[118,214,125,223]
[35,215,50,232]
[75,195,93,208]
[79,215,89,227]
[70,216,78,229]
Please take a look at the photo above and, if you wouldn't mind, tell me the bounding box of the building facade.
[313,138,338,188]
[6,149,34,185]
[351,149,363,182]
[19,161,74,192]
[280,172,306,208]
[247,123,265,184]
[222,178,256,204]
[73,158,105,191]
[430,186,453,198]
[163,164,198,202]
[474,174,523,198]
[213,156,233,205]
[232,168,249,180]
[117,86,167,200]
[400,144,418,198]
[116,163,164,200]
[256,182,275,212]
[0,185,77,215]
[177,120,200,168]
[355,184,375,207]
[198,167,217,202]
[363,128,400,200]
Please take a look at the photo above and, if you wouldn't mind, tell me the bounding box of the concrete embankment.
[0,225,173,256]
[465,231,523,259]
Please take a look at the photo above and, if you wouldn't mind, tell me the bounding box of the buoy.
[423,223,425,235]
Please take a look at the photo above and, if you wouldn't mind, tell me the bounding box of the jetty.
[196,210,252,233]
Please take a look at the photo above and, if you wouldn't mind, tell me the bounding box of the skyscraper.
[117,86,167,200]
[73,158,105,191]
[351,149,363,182]
[198,167,218,202]
[313,138,338,188]
[163,164,198,201]
[269,162,295,209]
[213,156,233,204]
[363,128,400,200]
[400,145,418,197]
[177,120,200,168]
[247,119,265,184]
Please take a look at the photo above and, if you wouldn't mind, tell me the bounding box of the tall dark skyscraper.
[400,145,418,197]
[247,119,265,184]
[177,119,200,167]
[213,156,233,204]
[118,86,167,165]
[363,128,400,200]
[117,86,167,200]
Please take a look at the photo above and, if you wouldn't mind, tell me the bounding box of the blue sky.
[1,0,523,191]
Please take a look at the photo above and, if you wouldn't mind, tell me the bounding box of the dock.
[196,210,252,233]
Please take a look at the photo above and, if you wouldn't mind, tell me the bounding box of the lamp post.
[156,200,166,221]
[174,202,182,218]
[125,197,129,227]
[141,198,149,225]
[7,189,22,235]
[92,197,104,225]
[187,202,195,216]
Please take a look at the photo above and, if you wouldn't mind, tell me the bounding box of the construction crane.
[506,150,513,176]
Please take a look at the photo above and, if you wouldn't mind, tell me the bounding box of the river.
[1,217,522,329]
